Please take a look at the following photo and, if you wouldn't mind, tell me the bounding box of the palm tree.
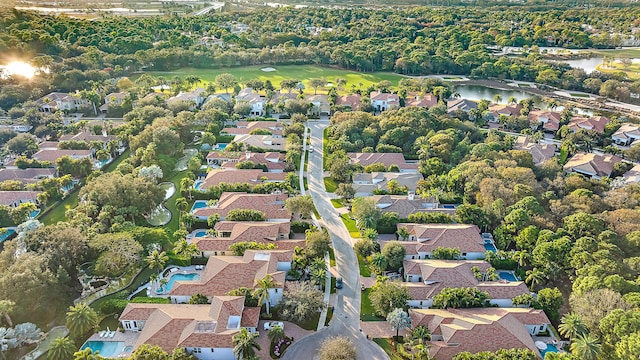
[507,96,517,104]
[571,333,602,360]
[411,325,431,345]
[146,249,169,274]
[525,268,546,290]
[185,75,201,89]
[412,343,431,360]
[512,251,530,270]
[233,328,260,360]
[180,177,195,199]
[548,100,558,110]
[65,303,99,339]
[175,197,189,216]
[559,313,587,340]
[253,275,277,315]
[397,227,410,241]
[173,239,200,258]
[267,325,285,344]
[371,253,387,273]
[48,337,76,360]
[493,94,502,104]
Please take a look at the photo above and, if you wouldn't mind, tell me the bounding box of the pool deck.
[84,331,139,358]
[150,265,204,297]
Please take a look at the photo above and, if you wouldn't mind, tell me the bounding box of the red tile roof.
[563,152,622,178]
[32,149,92,163]
[194,221,303,252]
[0,191,41,207]
[199,169,286,189]
[335,94,362,111]
[405,93,438,108]
[347,153,418,171]
[568,115,610,134]
[392,223,486,254]
[193,192,291,220]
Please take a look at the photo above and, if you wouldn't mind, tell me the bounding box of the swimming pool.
[498,271,518,281]
[194,181,204,190]
[0,229,15,242]
[539,343,559,357]
[81,341,125,357]
[483,243,497,252]
[191,200,209,212]
[164,273,200,292]
[194,230,207,237]
[29,209,40,218]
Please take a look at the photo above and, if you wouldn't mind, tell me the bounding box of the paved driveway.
[255,320,313,359]
[283,122,389,360]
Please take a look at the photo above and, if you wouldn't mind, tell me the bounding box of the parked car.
[336,277,343,289]
[309,146,314,152]
[264,321,284,331]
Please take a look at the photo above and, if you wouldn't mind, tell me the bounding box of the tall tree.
[559,313,587,340]
[215,74,238,95]
[232,328,260,360]
[146,249,169,274]
[386,308,411,339]
[571,333,602,360]
[48,337,76,360]
[253,274,277,315]
[65,303,99,339]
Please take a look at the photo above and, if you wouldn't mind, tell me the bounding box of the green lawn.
[165,170,189,237]
[596,62,640,80]
[328,248,336,267]
[303,150,309,172]
[591,48,640,58]
[373,338,404,360]
[303,177,308,191]
[340,213,360,238]
[143,65,404,93]
[358,254,371,277]
[569,92,591,98]
[323,128,329,170]
[323,177,338,192]
[361,288,384,321]
[331,199,345,208]
[517,83,532,87]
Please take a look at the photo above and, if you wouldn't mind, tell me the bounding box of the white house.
[612,123,640,146]
[370,91,400,112]
[236,88,266,117]
[0,191,41,208]
[37,92,90,113]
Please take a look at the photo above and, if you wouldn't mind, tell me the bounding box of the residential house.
[99,92,127,113]
[117,296,260,360]
[37,141,60,150]
[32,149,93,164]
[487,103,523,123]
[564,152,623,179]
[236,88,267,117]
[347,153,419,173]
[202,94,232,109]
[528,110,561,132]
[405,93,438,108]
[206,151,286,172]
[383,223,489,260]
[137,92,169,107]
[0,191,41,208]
[199,36,224,47]
[447,98,477,114]
[167,88,207,109]
[0,168,57,184]
[612,123,640,146]
[371,194,457,219]
[567,115,610,134]
[59,130,118,148]
[409,307,551,360]
[623,164,640,185]
[220,121,283,138]
[192,192,290,221]
[513,136,557,165]
[403,259,530,308]
[307,94,331,117]
[168,250,293,304]
[370,92,400,112]
[193,221,304,257]
[232,134,285,152]
[335,94,362,112]
[268,92,298,116]
[197,169,286,190]
[352,172,422,197]
[36,92,90,113]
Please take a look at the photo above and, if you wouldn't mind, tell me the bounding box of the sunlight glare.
[4,61,37,78]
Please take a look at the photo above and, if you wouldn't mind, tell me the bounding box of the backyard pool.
[29,209,40,218]
[81,341,125,357]
[162,273,200,292]
[194,230,207,237]
[498,271,518,282]
[194,181,204,190]
[0,229,15,242]
[191,200,209,212]
[483,242,497,252]
[539,343,560,357]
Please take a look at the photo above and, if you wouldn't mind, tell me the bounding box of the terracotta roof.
[347,153,418,171]
[564,152,622,178]
[119,296,250,351]
[0,168,56,184]
[169,250,292,297]
[489,103,523,117]
[194,221,303,252]
[38,141,60,149]
[371,195,450,219]
[352,172,422,195]
[403,260,530,301]
[612,123,640,141]
[390,223,486,254]
[59,131,116,143]
[513,136,556,165]
[199,169,286,189]
[370,91,400,103]
[568,115,610,134]
[335,94,362,111]
[32,149,92,163]
[192,192,290,220]
[221,121,283,136]
[405,93,438,108]
[410,308,550,359]
[528,110,561,132]
[241,307,261,328]
[0,191,41,206]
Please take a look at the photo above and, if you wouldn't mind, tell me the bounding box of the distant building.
[370,92,400,112]
[567,115,610,134]
[167,88,207,109]
[0,191,41,208]
[347,153,419,173]
[352,172,422,197]
[513,136,556,164]
[528,110,561,132]
[236,88,267,117]
[447,98,477,114]
[405,93,438,108]
[197,169,286,190]
[335,94,362,112]
[0,168,56,184]
[564,152,622,179]
[37,92,90,113]
[206,151,286,172]
[371,194,456,219]
[220,121,283,138]
[192,192,290,221]
[487,103,523,122]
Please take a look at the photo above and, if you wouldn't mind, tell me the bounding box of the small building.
[193,221,303,257]
[447,98,477,114]
[352,172,422,197]
[0,168,57,184]
[197,169,286,190]
[513,136,556,165]
[168,250,293,304]
[568,115,610,134]
[564,152,622,179]
[409,307,551,360]
[117,296,260,360]
[192,192,290,222]
[403,259,530,308]
[370,92,400,112]
[383,223,489,260]
[347,153,419,173]
[0,191,41,208]
[528,110,561,132]
[612,123,640,146]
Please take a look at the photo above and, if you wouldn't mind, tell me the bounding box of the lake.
[455,84,532,103]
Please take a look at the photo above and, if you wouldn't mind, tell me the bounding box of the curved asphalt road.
[283,121,389,360]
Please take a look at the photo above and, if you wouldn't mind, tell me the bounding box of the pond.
[146,204,171,226]
[455,84,533,104]
[174,148,199,171]
[557,57,604,74]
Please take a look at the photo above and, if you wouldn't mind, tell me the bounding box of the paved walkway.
[255,320,313,360]
[317,251,332,331]
[360,321,409,339]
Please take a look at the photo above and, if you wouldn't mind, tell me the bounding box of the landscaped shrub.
[291,221,315,233]
[130,297,171,304]
[100,299,129,314]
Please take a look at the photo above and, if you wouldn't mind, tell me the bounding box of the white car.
[263,321,284,331]
[308,147,314,153]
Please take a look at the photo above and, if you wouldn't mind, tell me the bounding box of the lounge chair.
[99,331,106,337]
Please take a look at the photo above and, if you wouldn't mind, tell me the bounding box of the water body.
[455,85,532,103]
[557,57,604,74]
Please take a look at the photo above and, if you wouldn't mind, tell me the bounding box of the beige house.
[352,172,422,196]
[513,136,556,164]
[564,152,622,179]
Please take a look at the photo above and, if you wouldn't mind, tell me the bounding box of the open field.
[596,62,640,80]
[143,65,404,92]
[591,48,640,58]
